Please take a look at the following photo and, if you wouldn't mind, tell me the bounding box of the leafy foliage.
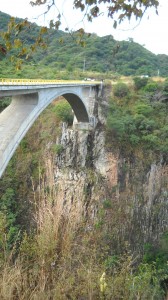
[1,11,168,76]
[52,100,74,125]
[0,77,167,298]
[31,0,159,29]
[133,76,149,90]
[0,12,47,69]
[0,101,62,250]
[143,232,168,293]
[0,176,165,299]
[107,80,168,153]
[113,82,129,98]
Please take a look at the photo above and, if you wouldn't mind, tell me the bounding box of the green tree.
[113,82,129,98]
[52,100,74,125]
[133,76,148,90]
[1,0,159,61]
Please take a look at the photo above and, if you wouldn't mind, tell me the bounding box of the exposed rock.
[44,86,168,255]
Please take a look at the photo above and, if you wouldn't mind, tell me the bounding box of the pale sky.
[0,0,168,55]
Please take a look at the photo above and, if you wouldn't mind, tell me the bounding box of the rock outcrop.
[44,87,168,254]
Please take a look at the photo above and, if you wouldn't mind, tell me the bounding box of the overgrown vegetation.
[107,78,168,154]
[52,99,74,125]
[0,77,168,298]
[0,15,168,294]
[0,171,167,299]
[1,10,168,76]
[143,232,168,290]
[0,99,66,249]
[113,82,129,98]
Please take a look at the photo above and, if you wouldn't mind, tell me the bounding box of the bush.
[113,82,129,98]
[163,80,168,92]
[107,115,125,138]
[134,103,153,116]
[133,77,148,90]
[161,125,168,139]
[142,134,159,149]
[52,144,64,155]
[144,82,159,92]
[52,100,74,125]
[134,116,156,132]
[129,134,140,146]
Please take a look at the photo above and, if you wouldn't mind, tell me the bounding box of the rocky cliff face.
[44,87,168,255]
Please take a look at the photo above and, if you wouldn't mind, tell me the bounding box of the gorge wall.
[43,86,168,256]
[0,85,167,257]
[1,83,168,299]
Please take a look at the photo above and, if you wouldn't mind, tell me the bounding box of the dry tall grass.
[0,170,164,299]
[0,171,101,299]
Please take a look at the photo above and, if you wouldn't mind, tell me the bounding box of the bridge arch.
[38,89,89,123]
[0,86,92,177]
[62,93,89,122]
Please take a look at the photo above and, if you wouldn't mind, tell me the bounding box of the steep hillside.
[0,11,168,76]
[0,77,168,298]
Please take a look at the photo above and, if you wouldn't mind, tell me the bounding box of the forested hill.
[1,10,168,77]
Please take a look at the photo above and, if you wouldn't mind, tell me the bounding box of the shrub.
[163,80,168,92]
[103,199,112,209]
[104,79,112,87]
[107,109,136,140]
[129,134,140,146]
[135,117,156,132]
[52,100,74,125]
[52,144,64,155]
[142,134,159,149]
[113,82,129,98]
[144,82,159,92]
[161,125,168,139]
[107,115,125,138]
[134,103,153,116]
[133,77,148,90]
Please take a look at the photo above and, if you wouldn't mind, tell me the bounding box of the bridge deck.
[0,79,101,177]
[0,79,100,97]
[0,79,100,87]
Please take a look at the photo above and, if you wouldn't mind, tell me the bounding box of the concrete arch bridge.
[0,79,101,178]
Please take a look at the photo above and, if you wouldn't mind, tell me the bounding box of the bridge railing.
[0,78,100,85]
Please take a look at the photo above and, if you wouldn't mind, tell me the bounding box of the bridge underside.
[0,85,98,177]
[63,93,89,123]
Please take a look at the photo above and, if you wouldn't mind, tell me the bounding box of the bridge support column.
[72,85,99,130]
[73,115,97,130]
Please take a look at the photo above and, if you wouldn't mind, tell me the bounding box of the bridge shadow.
[63,93,89,123]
